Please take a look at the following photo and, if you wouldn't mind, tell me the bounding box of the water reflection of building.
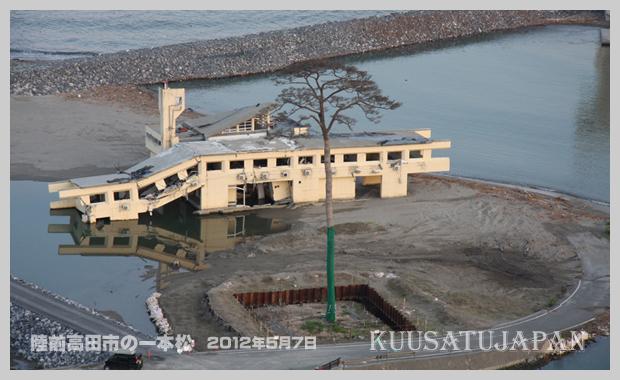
[48,206,289,289]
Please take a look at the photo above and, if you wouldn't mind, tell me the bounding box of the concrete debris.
[10,302,108,368]
[547,331,591,355]
[145,292,172,335]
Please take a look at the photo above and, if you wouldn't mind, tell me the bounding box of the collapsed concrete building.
[49,86,451,223]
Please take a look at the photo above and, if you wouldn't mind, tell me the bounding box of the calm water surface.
[10,181,289,335]
[540,337,609,370]
[176,25,609,202]
[10,10,397,60]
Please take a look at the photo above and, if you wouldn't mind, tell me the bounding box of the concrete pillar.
[199,160,208,209]
[257,183,265,201]
[158,86,185,150]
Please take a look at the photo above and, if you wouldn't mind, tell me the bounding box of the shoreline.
[11,10,607,96]
[435,173,610,208]
[10,173,611,211]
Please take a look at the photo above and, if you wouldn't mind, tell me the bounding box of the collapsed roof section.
[178,102,277,141]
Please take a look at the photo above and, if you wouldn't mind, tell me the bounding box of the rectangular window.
[320,155,335,163]
[387,151,402,161]
[253,159,268,168]
[343,154,358,162]
[164,174,179,186]
[276,157,290,166]
[89,193,106,204]
[409,150,423,159]
[113,236,131,246]
[365,153,380,162]
[89,237,106,246]
[187,164,199,176]
[113,191,130,201]
[207,162,222,171]
[230,160,245,170]
[298,156,314,165]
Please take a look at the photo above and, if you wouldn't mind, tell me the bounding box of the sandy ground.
[158,175,609,351]
[10,87,205,181]
[10,88,157,181]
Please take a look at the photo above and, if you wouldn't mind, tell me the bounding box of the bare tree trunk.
[323,137,334,228]
[323,135,336,322]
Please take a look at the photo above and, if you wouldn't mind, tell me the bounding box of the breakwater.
[11,10,606,96]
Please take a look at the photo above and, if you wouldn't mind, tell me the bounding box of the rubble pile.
[10,303,108,369]
[146,292,172,335]
[11,11,605,96]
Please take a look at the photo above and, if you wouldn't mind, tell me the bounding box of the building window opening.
[366,152,380,162]
[230,160,245,170]
[207,162,222,171]
[89,193,106,204]
[164,174,180,186]
[89,237,106,246]
[343,154,358,162]
[276,157,290,166]
[409,150,423,159]
[387,151,402,161]
[298,156,314,165]
[139,184,158,199]
[113,191,130,201]
[113,236,131,246]
[187,164,199,176]
[253,159,268,169]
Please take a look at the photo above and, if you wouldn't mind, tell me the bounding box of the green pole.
[326,226,336,322]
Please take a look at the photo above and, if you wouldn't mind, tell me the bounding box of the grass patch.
[328,322,348,334]
[301,319,325,334]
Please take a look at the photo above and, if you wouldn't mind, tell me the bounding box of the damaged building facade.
[49,87,451,223]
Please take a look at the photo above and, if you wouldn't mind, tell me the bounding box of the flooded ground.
[10,181,289,335]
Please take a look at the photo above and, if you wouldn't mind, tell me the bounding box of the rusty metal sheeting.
[233,284,415,331]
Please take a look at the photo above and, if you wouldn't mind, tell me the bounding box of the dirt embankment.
[158,175,609,351]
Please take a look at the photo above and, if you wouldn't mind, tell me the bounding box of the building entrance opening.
[233,183,276,207]
[355,176,382,199]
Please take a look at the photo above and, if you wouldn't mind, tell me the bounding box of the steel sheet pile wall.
[233,284,415,331]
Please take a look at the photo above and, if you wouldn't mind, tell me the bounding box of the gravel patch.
[11,10,606,96]
[10,302,108,369]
